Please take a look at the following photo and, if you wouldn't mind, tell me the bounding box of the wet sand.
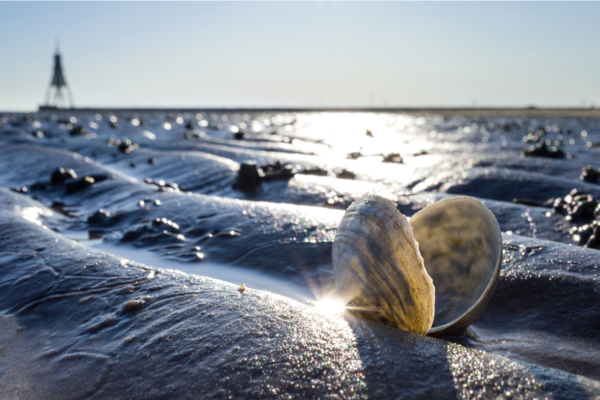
[1,110,599,398]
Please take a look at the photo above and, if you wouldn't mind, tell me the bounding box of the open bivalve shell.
[332,194,502,337]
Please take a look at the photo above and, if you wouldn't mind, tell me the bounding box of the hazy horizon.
[1,2,599,112]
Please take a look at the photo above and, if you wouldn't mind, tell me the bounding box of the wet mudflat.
[1,111,599,398]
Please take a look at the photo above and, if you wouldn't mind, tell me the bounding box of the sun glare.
[314,298,347,316]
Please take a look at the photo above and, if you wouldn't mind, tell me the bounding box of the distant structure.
[42,41,75,109]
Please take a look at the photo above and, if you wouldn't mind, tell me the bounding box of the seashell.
[332,194,502,337]
[332,195,435,335]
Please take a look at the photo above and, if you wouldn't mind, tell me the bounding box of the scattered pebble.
[382,153,403,163]
[580,166,600,184]
[233,161,262,192]
[51,167,77,185]
[87,209,111,225]
[69,125,89,136]
[336,169,356,180]
[121,300,144,312]
[65,176,95,194]
[523,141,565,159]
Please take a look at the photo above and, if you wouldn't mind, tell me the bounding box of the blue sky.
[1,2,599,111]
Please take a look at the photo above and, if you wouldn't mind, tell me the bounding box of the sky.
[0,2,599,111]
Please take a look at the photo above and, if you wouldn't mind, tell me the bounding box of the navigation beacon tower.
[43,41,75,109]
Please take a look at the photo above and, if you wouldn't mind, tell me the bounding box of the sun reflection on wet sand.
[313,298,346,315]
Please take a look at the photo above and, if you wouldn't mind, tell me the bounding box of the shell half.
[332,194,435,335]
[410,196,502,336]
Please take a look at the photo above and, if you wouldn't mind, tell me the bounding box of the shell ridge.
[333,194,435,334]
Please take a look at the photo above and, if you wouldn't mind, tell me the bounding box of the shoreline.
[23,106,600,118]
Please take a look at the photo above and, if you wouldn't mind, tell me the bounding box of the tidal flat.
[0,110,599,399]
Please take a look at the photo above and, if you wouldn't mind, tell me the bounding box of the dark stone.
[336,169,356,180]
[552,198,567,215]
[65,176,95,194]
[585,235,600,250]
[234,131,244,140]
[185,121,196,130]
[382,153,403,163]
[572,224,594,245]
[571,200,598,222]
[69,125,89,136]
[51,168,77,185]
[88,174,109,183]
[260,161,296,181]
[580,166,600,184]
[30,130,44,139]
[298,167,328,177]
[88,209,111,225]
[130,161,137,167]
[118,139,137,154]
[523,141,565,159]
[109,121,119,129]
[233,161,262,191]
[347,151,361,160]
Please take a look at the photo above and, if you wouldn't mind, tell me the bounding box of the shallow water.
[1,111,600,398]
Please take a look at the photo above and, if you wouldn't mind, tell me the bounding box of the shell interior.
[409,196,502,333]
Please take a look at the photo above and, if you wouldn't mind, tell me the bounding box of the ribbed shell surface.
[332,194,435,335]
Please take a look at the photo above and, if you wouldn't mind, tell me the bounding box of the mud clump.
[581,166,600,184]
[382,153,403,163]
[298,167,328,177]
[336,169,356,180]
[552,189,600,250]
[51,167,77,185]
[260,161,296,181]
[118,139,138,154]
[69,125,89,136]
[88,209,111,225]
[121,300,144,312]
[233,161,297,192]
[233,161,263,192]
[65,176,95,194]
[523,141,565,159]
[121,218,181,244]
[30,130,44,139]
[185,120,196,130]
[233,131,245,140]
[553,190,598,223]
